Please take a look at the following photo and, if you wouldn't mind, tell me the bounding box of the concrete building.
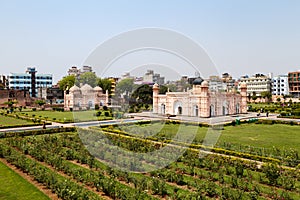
[67,66,81,77]
[238,74,272,96]
[38,86,64,104]
[153,78,247,117]
[208,76,227,92]
[288,71,300,97]
[64,84,109,111]
[221,73,236,89]
[0,75,8,89]
[67,66,93,77]
[0,89,32,107]
[143,70,165,85]
[8,67,52,97]
[272,75,289,96]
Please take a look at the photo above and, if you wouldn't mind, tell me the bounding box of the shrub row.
[0,143,101,200]
[0,127,76,138]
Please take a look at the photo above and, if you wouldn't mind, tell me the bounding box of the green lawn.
[0,161,50,200]
[119,123,300,152]
[220,124,300,151]
[18,110,112,123]
[0,115,34,127]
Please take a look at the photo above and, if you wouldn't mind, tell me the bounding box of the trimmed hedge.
[0,122,50,129]
[0,127,76,138]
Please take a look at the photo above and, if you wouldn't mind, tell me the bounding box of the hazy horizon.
[1,1,300,83]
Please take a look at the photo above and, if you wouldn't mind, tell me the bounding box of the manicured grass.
[220,124,300,151]
[19,110,112,123]
[0,115,34,127]
[120,123,300,152]
[0,161,50,200]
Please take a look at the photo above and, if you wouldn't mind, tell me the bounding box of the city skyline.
[1,1,300,83]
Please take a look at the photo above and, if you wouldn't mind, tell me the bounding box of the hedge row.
[0,127,76,138]
[0,123,50,129]
[100,127,281,166]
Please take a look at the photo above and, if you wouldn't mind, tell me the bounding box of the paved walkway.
[1,112,299,133]
[128,112,280,124]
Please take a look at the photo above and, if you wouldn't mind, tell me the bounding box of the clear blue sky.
[1,0,300,83]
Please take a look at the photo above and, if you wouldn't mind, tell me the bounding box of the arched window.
[236,103,240,114]
[210,104,215,117]
[161,104,166,114]
[222,101,228,116]
[194,105,199,116]
[178,106,182,115]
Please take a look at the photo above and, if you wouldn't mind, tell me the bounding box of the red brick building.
[288,71,300,97]
[0,89,32,107]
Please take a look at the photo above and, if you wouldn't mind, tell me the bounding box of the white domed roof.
[94,86,103,91]
[69,85,80,91]
[80,84,93,91]
[201,80,209,86]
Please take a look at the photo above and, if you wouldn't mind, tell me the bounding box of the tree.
[276,97,281,103]
[166,84,177,92]
[97,78,112,94]
[78,72,98,87]
[4,100,17,108]
[59,75,75,91]
[115,78,135,98]
[159,85,168,94]
[251,92,257,101]
[261,91,272,100]
[131,84,153,104]
[35,100,46,107]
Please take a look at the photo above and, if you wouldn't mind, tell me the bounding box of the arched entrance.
[236,103,240,114]
[173,101,183,115]
[161,104,166,114]
[193,105,199,116]
[210,104,215,117]
[223,101,228,115]
[178,106,182,115]
[88,100,94,109]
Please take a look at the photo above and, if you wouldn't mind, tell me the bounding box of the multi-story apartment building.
[143,70,165,85]
[238,74,272,96]
[272,75,289,96]
[67,66,93,77]
[8,67,52,97]
[0,75,8,89]
[208,75,227,92]
[288,71,300,97]
[221,73,236,89]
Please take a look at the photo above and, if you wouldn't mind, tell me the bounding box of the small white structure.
[64,84,108,111]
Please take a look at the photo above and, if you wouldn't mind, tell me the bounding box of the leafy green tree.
[97,78,112,94]
[166,84,177,92]
[131,84,153,104]
[78,72,98,87]
[4,100,17,107]
[159,85,168,94]
[116,78,135,98]
[35,100,46,107]
[261,91,272,100]
[59,75,75,90]
[251,92,257,100]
